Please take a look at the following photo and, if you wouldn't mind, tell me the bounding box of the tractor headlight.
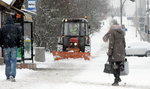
[65,19,68,22]
[74,43,77,46]
[70,43,73,46]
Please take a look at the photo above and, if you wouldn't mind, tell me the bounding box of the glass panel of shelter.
[24,22,32,59]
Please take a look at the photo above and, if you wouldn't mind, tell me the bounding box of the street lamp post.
[147,0,149,41]
[120,0,135,26]
[120,0,122,25]
[120,0,126,25]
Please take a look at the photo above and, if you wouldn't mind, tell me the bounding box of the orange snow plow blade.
[52,51,90,60]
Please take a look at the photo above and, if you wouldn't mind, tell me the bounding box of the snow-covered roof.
[62,18,88,23]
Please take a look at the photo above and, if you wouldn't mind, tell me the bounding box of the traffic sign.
[27,0,36,11]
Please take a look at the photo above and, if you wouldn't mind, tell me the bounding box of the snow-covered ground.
[0,17,150,89]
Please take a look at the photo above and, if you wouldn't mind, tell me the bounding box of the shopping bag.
[103,59,129,75]
[103,62,113,74]
[120,59,129,76]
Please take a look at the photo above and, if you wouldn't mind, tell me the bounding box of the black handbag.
[103,62,113,74]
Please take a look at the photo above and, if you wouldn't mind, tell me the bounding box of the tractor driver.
[69,23,79,35]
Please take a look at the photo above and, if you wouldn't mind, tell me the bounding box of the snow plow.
[52,18,91,60]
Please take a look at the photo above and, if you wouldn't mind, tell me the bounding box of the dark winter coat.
[0,16,22,48]
[107,25,126,62]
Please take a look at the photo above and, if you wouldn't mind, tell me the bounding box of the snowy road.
[0,17,150,89]
[0,54,91,89]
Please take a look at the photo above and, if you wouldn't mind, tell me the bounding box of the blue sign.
[27,0,36,11]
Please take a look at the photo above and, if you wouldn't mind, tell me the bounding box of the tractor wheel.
[80,47,85,52]
[63,46,67,51]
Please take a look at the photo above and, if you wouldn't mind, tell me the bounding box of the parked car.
[125,41,150,57]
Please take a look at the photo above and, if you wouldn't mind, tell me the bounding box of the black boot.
[112,79,119,86]
[118,77,121,82]
[112,82,119,86]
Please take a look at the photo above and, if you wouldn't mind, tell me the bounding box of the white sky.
[110,0,136,16]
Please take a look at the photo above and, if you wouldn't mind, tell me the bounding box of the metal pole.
[120,0,122,25]
[120,0,127,26]
[135,0,138,37]
[147,0,149,42]
[0,11,1,28]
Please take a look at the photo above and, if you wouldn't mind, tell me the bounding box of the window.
[64,23,79,36]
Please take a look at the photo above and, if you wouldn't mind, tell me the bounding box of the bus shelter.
[0,0,35,65]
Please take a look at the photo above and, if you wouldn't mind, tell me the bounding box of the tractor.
[52,18,91,60]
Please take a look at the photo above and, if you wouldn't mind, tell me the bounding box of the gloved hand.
[107,49,112,56]
[108,56,112,62]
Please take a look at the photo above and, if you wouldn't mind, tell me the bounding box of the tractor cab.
[52,18,91,60]
[58,18,90,52]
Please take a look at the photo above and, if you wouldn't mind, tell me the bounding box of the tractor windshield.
[64,23,80,36]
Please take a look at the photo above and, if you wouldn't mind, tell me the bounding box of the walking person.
[106,19,126,86]
[0,16,22,82]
